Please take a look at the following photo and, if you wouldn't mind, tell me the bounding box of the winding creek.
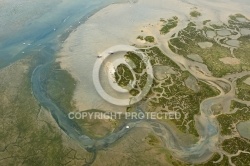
[1,0,250,165]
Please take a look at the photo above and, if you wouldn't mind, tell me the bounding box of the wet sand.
[56,0,250,163]
[57,0,250,112]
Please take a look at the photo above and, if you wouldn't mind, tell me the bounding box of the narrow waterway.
[1,0,250,165]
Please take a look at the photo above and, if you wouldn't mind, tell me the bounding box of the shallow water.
[217,29,231,36]
[240,28,250,35]
[2,0,250,164]
[206,31,216,38]
[237,121,250,140]
[226,39,240,47]
[0,0,125,68]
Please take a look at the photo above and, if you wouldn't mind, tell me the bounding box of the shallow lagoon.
[237,121,250,140]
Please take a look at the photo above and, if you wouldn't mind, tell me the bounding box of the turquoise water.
[0,0,125,68]
[2,0,247,164]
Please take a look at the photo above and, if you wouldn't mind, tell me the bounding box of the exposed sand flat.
[57,0,192,112]
[198,42,213,48]
[244,77,250,86]
[57,0,250,112]
[219,57,241,65]
[186,0,250,23]
[237,17,248,22]
[184,75,200,92]
[187,54,204,63]
[53,0,250,163]
[153,65,177,80]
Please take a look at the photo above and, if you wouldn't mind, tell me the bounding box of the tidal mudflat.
[1,0,250,165]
